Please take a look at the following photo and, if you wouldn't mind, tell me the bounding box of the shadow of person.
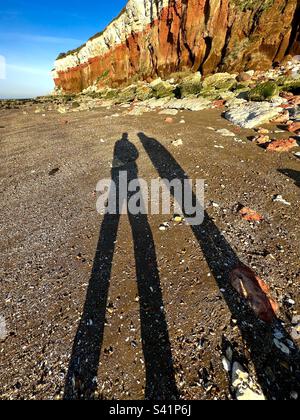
[278,168,300,188]
[64,133,178,400]
[138,132,300,400]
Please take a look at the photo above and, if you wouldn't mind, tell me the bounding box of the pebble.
[159,109,178,115]
[291,315,300,341]
[159,223,169,231]
[231,362,265,401]
[272,195,291,206]
[0,315,8,341]
[256,127,269,135]
[216,128,236,137]
[222,357,231,372]
[173,215,184,223]
[273,338,290,355]
[290,391,298,400]
[172,139,183,147]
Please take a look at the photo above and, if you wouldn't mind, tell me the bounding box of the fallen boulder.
[287,121,300,133]
[225,102,282,128]
[266,138,298,152]
[202,73,237,91]
[248,81,279,102]
[270,110,290,124]
[178,72,202,97]
[150,78,175,99]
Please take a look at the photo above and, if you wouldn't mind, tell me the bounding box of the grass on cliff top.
[232,0,274,12]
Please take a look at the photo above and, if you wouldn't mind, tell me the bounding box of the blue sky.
[0,0,127,98]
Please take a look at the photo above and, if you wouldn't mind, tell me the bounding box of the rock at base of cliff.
[248,81,279,102]
[150,78,175,99]
[139,97,211,112]
[135,84,153,101]
[178,72,202,98]
[117,85,137,103]
[166,98,211,111]
[202,73,237,91]
[224,102,282,128]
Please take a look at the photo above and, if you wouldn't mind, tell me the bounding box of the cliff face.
[53,0,300,93]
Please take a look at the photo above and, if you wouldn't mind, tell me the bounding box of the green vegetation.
[232,0,274,12]
[151,81,175,99]
[135,84,153,101]
[280,79,300,94]
[116,85,137,103]
[96,70,110,84]
[202,73,237,91]
[178,72,202,98]
[248,81,279,101]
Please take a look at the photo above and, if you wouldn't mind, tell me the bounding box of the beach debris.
[0,316,8,341]
[231,362,265,401]
[216,128,236,137]
[159,223,169,231]
[171,139,183,147]
[229,265,279,323]
[239,207,263,222]
[272,195,291,206]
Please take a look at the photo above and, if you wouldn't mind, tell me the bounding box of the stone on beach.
[0,315,8,341]
[252,135,270,145]
[231,362,265,400]
[266,138,298,152]
[287,122,300,133]
[239,207,263,222]
[224,102,282,129]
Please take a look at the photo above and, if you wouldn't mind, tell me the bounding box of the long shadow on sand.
[138,132,299,400]
[278,168,300,188]
[64,133,178,400]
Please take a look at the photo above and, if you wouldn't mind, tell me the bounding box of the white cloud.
[7,64,50,76]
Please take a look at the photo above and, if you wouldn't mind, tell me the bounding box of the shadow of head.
[112,132,139,168]
[121,132,129,141]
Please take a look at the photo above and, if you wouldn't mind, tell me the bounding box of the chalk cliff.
[53,0,300,93]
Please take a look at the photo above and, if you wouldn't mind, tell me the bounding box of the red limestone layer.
[53,0,300,93]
